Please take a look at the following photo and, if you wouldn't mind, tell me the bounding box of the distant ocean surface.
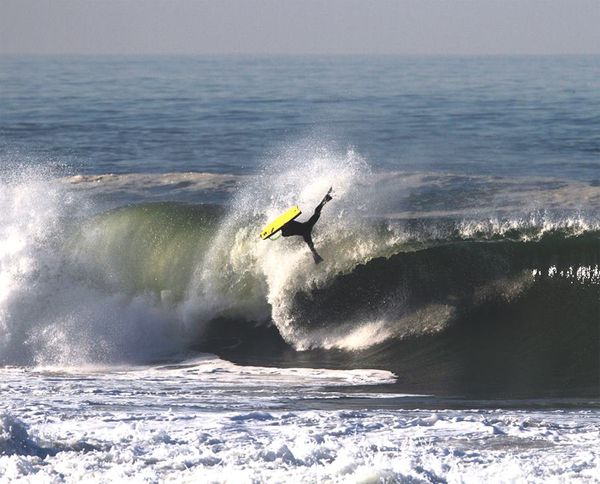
[0,56,599,481]
[2,55,600,179]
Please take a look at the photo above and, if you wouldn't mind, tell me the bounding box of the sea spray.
[0,167,77,364]
[180,144,408,348]
[0,167,183,365]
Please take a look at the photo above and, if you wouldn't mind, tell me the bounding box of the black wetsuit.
[280,192,331,263]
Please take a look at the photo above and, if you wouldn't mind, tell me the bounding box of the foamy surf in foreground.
[1,358,598,482]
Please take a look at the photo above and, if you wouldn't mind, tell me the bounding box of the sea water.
[0,56,599,482]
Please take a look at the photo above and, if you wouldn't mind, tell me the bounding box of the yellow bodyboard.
[260,205,302,240]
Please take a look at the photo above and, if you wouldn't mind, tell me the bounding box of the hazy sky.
[2,0,600,56]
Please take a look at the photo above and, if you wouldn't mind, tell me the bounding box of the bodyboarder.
[279,187,333,264]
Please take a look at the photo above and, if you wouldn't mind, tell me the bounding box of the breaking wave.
[0,151,598,396]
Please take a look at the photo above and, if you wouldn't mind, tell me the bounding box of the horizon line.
[3,52,600,58]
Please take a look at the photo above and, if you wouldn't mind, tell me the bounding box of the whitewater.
[2,362,599,482]
[1,55,599,482]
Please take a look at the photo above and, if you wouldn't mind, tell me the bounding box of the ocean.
[0,55,599,482]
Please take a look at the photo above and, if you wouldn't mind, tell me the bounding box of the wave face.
[279,235,599,396]
[1,154,599,397]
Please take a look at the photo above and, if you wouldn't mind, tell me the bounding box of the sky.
[1,0,600,56]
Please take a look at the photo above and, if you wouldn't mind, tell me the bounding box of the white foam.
[0,363,597,483]
[533,265,600,284]
[458,213,600,241]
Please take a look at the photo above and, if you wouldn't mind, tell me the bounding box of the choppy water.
[0,56,599,481]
